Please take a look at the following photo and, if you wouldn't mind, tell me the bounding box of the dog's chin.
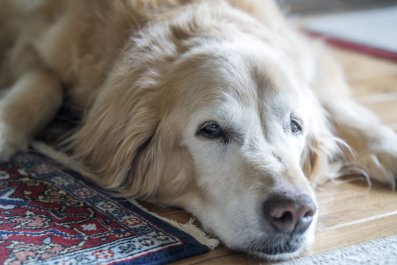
[247,243,305,261]
[234,234,308,261]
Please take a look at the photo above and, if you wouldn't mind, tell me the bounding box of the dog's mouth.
[244,234,306,260]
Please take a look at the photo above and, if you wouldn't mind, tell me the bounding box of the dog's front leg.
[326,97,397,187]
[313,50,397,188]
[0,69,63,161]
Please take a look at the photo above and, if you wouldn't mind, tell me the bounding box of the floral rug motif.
[0,151,211,265]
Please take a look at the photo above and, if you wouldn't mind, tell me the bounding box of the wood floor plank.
[171,247,252,265]
[349,76,397,99]
[331,48,397,80]
[362,100,397,125]
[316,180,397,231]
[313,213,397,253]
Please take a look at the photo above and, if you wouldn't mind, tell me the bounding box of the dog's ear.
[65,76,163,198]
[123,121,192,201]
[301,110,344,185]
[302,136,337,185]
[122,126,165,198]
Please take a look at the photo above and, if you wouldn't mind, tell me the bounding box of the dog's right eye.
[197,121,223,139]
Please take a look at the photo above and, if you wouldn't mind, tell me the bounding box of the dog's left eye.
[197,121,223,139]
[290,119,303,134]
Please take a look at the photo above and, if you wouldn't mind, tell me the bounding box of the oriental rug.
[0,150,218,265]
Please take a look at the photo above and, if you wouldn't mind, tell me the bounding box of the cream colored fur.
[1,0,396,260]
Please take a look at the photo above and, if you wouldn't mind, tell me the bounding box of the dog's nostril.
[295,206,315,233]
[268,206,297,233]
[304,210,313,218]
[274,210,293,223]
[270,210,296,233]
[263,193,316,234]
[280,211,292,222]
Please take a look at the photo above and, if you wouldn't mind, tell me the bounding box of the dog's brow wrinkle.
[231,130,244,145]
[272,151,282,163]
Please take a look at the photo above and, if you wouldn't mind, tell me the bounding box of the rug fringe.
[130,200,220,250]
[32,141,76,168]
[32,141,220,250]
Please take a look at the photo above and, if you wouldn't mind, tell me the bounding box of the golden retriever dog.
[1,0,396,260]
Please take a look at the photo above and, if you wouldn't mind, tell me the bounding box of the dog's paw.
[360,130,397,189]
[0,127,28,162]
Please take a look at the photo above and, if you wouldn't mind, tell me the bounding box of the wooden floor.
[145,48,397,265]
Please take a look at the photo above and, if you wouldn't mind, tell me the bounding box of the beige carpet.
[278,235,397,265]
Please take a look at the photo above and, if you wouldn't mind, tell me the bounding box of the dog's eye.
[197,121,223,139]
[290,119,302,134]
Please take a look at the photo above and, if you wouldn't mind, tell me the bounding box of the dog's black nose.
[263,193,316,234]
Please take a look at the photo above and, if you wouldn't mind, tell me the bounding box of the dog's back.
[0,0,22,88]
[0,0,285,92]
[0,0,211,105]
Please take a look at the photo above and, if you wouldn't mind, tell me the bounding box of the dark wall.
[276,0,397,15]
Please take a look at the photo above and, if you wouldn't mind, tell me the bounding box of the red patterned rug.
[0,150,217,265]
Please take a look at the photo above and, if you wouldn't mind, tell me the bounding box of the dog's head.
[68,8,340,260]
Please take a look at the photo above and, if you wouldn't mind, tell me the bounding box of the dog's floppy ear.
[301,107,344,185]
[65,74,163,198]
[302,136,338,185]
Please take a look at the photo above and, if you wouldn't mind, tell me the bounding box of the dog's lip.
[242,234,306,260]
[251,243,299,256]
[248,246,303,261]
[246,241,304,261]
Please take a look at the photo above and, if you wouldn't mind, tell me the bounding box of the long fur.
[1,0,397,260]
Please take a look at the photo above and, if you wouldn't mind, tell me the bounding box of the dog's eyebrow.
[250,64,274,102]
[249,65,279,130]
[223,126,244,145]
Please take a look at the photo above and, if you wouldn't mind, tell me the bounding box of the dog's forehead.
[174,45,306,125]
[201,53,302,116]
